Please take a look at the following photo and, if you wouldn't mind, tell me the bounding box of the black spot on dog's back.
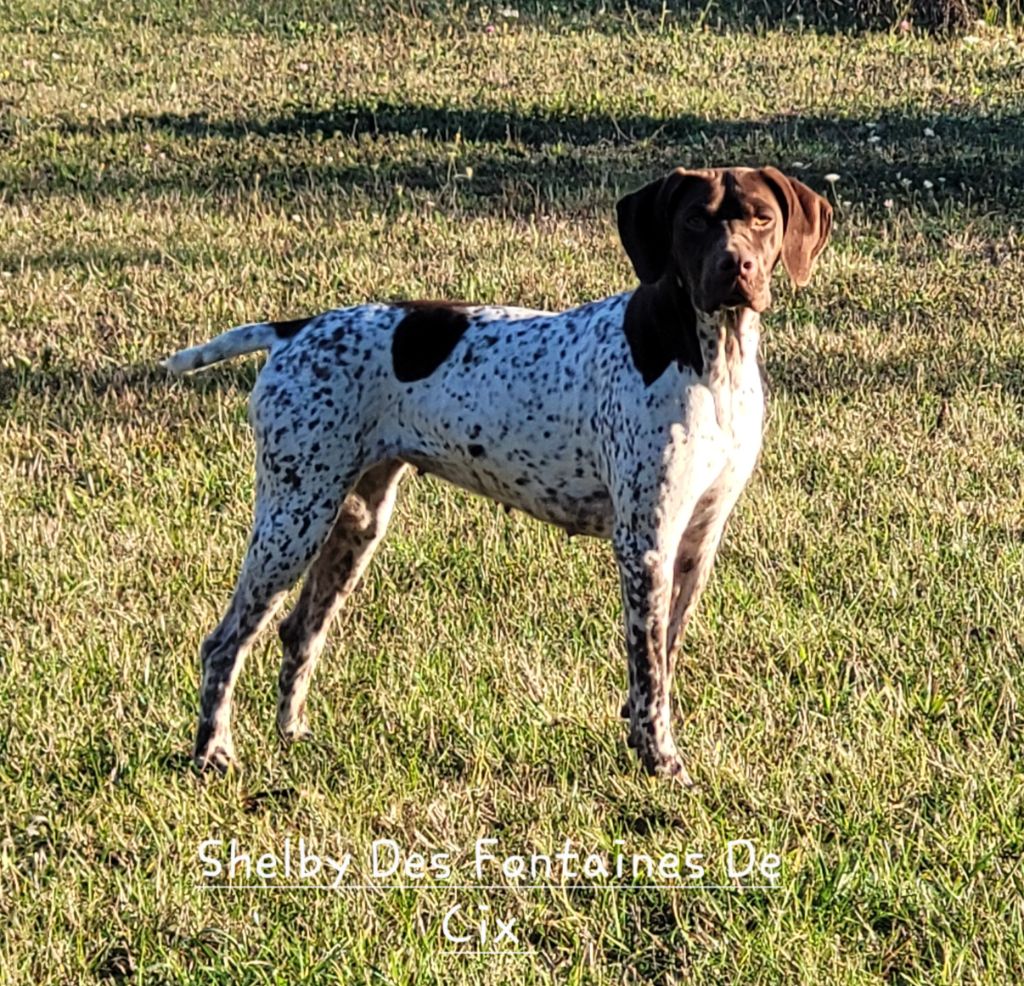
[271,316,314,339]
[392,302,471,383]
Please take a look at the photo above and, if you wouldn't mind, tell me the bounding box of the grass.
[2,3,1024,983]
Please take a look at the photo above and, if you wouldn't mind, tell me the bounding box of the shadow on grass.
[38,102,1024,218]
[3,0,996,35]
[0,360,257,415]
[766,347,1024,400]
[2,342,1022,435]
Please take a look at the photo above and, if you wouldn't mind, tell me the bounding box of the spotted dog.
[164,166,831,783]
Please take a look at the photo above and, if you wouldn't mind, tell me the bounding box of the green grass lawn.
[2,3,1024,983]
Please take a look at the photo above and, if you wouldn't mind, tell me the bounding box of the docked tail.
[161,321,283,375]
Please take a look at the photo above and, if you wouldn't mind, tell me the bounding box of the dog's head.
[616,167,832,313]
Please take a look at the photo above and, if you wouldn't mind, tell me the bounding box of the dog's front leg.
[614,531,693,785]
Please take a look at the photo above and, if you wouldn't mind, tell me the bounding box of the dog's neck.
[690,294,763,435]
[623,277,761,386]
[696,304,762,378]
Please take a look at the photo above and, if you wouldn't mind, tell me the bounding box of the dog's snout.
[702,240,768,312]
[718,249,757,278]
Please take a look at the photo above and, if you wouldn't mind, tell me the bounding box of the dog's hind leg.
[276,459,409,743]
[192,461,366,773]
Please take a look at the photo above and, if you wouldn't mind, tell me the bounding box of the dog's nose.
[718,251,756,278]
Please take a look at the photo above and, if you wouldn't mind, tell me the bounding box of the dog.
[164,166,831,784]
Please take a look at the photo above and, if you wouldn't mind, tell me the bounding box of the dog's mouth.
[707,279,769,314]
[685,270,770,316]
[704,294,763,315]
[718,293,752,311]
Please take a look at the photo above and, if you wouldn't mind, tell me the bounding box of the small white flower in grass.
[791,161,806,169]
[291,213,302,223]
[923,180,934,190]
[824,173,840,184]
[938,176,946,184]
[884,199,894,209]
[500,6,520,17]
[924,127,936,138]
[842,199,852,208]
[868,134,881,143]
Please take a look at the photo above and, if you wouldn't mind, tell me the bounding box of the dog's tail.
[161,321,284,375]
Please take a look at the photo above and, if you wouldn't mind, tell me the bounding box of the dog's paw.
[633,737,694,786]
[193,739,239,775]
[276,715,312,745]
[650,754,694,787]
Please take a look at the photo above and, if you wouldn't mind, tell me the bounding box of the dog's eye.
[752,213,774,227]
[684,214,708,231]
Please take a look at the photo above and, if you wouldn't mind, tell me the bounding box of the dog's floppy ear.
[761,167,833,287]
[616,169,698,284]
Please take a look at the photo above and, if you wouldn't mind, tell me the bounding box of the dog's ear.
[760,167,833,287]
[616,169,699,284]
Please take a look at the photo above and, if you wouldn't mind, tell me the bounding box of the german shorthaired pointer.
[164,166,831,783]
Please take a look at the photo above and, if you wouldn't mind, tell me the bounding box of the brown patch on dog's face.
[668,170,786,313]
[617,167,832,314]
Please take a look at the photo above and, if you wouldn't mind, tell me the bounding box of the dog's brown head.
[616,167,832,313]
